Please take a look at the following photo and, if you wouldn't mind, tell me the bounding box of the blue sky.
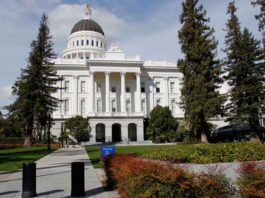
[0,0,262,110]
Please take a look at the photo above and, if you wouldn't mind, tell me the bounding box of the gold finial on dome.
[84,4,92,19]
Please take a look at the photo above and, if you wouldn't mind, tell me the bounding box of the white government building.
[51,5,229,143]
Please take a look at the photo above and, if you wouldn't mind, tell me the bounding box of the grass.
[86,144,176,168]
[0,147,56,171]
[86,142,265,168]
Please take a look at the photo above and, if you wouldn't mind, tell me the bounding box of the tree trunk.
[201,132,209,143]
[24,136,32,147]
[250,131,261,143]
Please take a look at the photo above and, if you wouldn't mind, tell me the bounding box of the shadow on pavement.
[37,189,64,197]
[0,190,20,196]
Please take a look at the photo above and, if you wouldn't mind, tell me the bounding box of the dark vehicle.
[211,123,265,143]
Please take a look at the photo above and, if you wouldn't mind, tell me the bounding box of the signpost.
[101,146,115,158]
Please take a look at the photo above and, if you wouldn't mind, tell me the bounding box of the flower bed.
[104,154,235,197]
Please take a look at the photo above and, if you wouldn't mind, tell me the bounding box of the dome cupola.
[62,5,106,60]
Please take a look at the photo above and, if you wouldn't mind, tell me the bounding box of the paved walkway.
[0,147,119,198]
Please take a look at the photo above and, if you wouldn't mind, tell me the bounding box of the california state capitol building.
[51,5,231,144]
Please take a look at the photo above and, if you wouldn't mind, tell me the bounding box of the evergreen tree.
[147,106,179,143]
[252,0,265,44]
[224,2,265,142]
[178,0,224,143]
[6,14,60,146]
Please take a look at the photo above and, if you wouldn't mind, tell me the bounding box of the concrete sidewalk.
[0,147,119,198]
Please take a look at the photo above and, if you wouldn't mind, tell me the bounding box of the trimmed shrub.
[105,154,235,198]
[237,162,265,197]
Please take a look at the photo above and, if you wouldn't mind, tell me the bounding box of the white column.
[149,77,154,113]
[105,72,110,113]
[105,125,112,142]
[60,78,63,115]
[73,75,78,115]
[135,72,141,112]
[137,124,144,142]
[89,71,95,113]
[122,124,128,143]
[164,77,169,106]
[90,124,96,143]
[120,72,126,113]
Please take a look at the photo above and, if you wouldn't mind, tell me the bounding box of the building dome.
[70,19,104,35]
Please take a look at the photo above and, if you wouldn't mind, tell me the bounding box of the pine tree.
[6,14,60,146]
[252,0,265,44]
[224,2,265,142]
[178,0,224,143]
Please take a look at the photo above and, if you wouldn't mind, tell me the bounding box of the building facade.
[51,6,185,143]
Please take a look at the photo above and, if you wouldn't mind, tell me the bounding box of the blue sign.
[101,146,115,158]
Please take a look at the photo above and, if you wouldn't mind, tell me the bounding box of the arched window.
[77,40,79,46]
[86,40,89,45]
[91,40,94,46]
[96,41,99,47]
[97,99,102,113]
[126,100,131,112]
[72,41,75,47]
[81,40,84,46]
[100,42,103,48]
[81,99,85,115]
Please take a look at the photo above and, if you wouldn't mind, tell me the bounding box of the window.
[170,82,175,93]
[141,100,146,114]
[64,99,69,114]
[81,99,85,115]
[65,81,70,92]
[81,81,86,93]
[111,86,116,93]
[97,100,102,113]
[171,100,176,114]
[126,87,130,93]
[96,41,99,47]
[81,40,84,46]
[126,100,131,112]
[156,82,160,93]
[86,40,89,45]
[91,40,94,46]
[72,41,75,47]
[100,42,103,48]
[112,100,116,112]
[156,99,161,106]
[77,40,79,46]
[141,82,145,93]
[97,84,102,93]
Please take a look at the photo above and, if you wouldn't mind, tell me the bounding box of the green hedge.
[143,142,265,163]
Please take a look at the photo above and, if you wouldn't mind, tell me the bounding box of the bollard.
[22,162,36,198]
[71,162,85,196]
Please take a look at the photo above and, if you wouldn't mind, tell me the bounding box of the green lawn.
[0,147,55,171]
[86,142,265,168]
[86,144,177,168]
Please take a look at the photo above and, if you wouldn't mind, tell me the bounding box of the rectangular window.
[171,100,176,114]
[111,86,116,93]
[100,42,103,48]
[96,41,99,47]
[86,40,89,45]
[126,87,130,93]
[97,84,101,93]
[170,82,175,93]
[65,99,69,114]
[81,81,86,93]
[77,40,79,46]
[91,40,94,46]
[97,100,102,113]
[112,100,116,112]
[141,82,145,93]
[81,99,85,115]
[126,100,131,112]
[141,100,146,114]
[156,82,160,93]
[81,40,84,46]
[65,81,70,92]
[156,99,161,106]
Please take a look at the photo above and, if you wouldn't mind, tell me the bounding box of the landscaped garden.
[86,142,265,168]
[0,147,56,171]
